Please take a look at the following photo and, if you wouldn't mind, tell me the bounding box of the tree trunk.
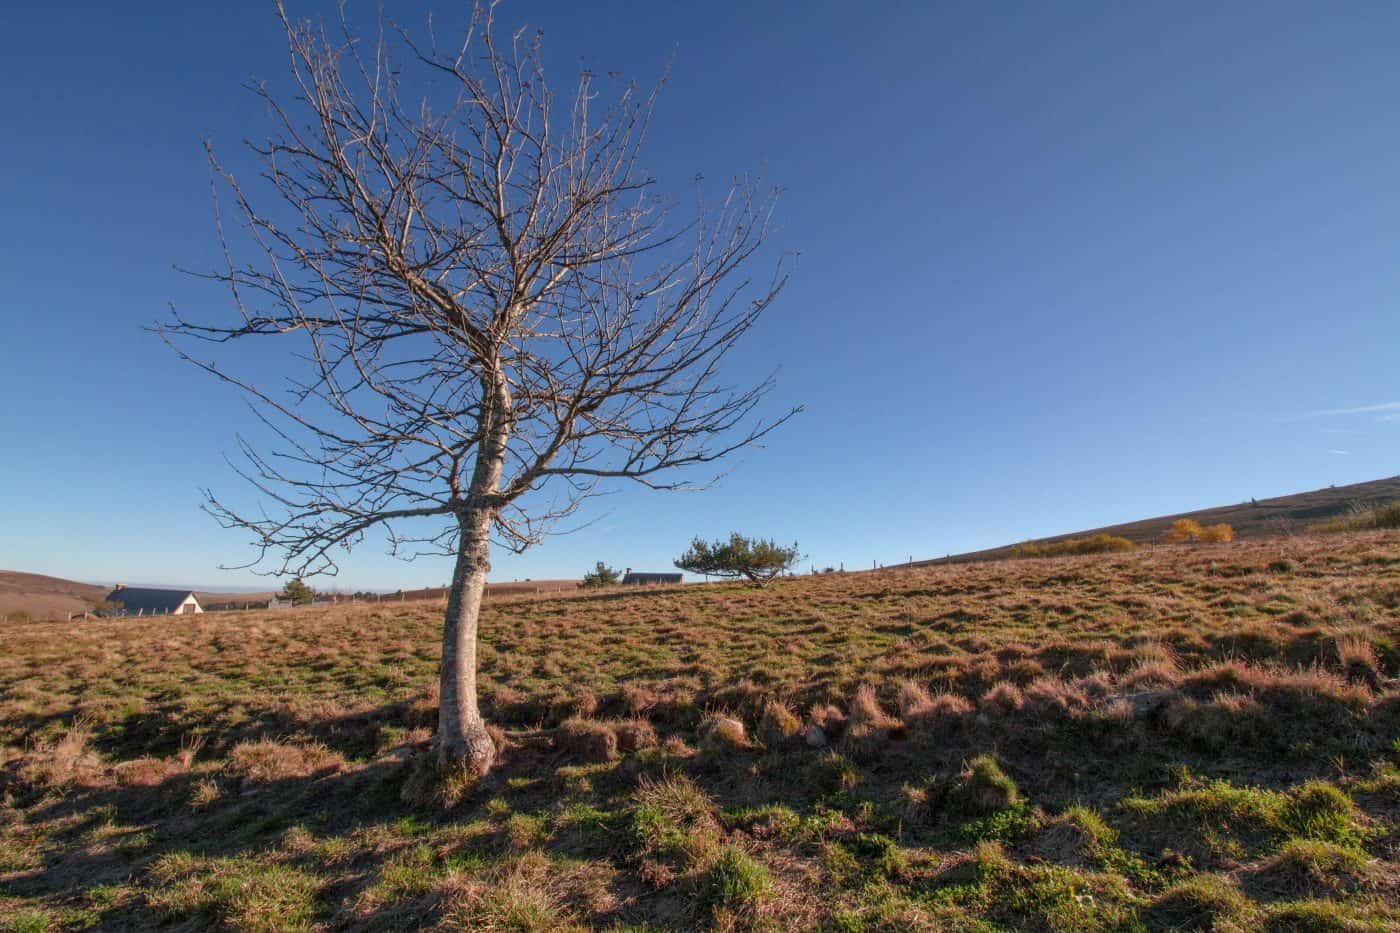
[436,503,497,774]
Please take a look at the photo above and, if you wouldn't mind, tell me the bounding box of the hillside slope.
[920,474,1400,565]
[1,531,1398,928]
[0,570,108,618]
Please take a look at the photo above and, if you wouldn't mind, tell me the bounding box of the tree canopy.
[581,562,621,587]
[675,533,802,586]
[280,578,315,605]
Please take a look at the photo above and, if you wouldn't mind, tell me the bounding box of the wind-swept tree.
[162,4,796,778]
[675,533,802,586]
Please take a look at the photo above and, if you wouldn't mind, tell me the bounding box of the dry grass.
[229,739,345,783]
[0,531,1398,928]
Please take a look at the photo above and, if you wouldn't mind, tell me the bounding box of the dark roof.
[105,587,199,614]
[621,572,683,585]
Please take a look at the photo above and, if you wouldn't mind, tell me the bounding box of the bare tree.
[162,4,797,777]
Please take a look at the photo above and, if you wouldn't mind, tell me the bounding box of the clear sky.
[1,1,1396,591]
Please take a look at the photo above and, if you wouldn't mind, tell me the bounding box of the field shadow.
[1,698,712,930]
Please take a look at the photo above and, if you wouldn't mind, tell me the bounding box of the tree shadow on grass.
[0,708,707,930]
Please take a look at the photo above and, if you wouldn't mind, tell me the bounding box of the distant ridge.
[0,571,108,619]
[0,570,581,620]
[916,475,1400,566]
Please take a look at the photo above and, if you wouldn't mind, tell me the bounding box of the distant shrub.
[280,578,315,605]
[1199,523,1235,543]
[1166,519,1234,544]
[1010,534,1136,559]
[1167,519,1205,543]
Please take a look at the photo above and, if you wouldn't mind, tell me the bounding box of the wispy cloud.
[1329,449,1351,455]
[1309,401,1400,417]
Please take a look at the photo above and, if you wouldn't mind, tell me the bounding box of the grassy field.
[2,534,1399,930]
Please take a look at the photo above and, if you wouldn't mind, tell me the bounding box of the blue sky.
[1,1,1396,591]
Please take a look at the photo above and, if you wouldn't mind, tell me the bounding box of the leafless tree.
[161,3,797,776]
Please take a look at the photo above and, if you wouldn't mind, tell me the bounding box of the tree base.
[401,738,494,809]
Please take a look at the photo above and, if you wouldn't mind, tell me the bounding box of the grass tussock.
[756,699,801,747]
[399,751,483,809]
[229,738,345,783]
[16,721,100,789]
[953,753,1020,815]
[555,718,619,762]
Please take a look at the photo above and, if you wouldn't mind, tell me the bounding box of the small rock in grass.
[700,715,747,751]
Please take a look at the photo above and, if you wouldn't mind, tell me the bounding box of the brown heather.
[0,531,1398,928]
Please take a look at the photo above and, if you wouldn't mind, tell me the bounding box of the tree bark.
[436,502,497,774]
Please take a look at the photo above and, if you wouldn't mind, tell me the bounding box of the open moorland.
[0,573,108,621]
[0,571,585,622]
[2,533,1399,930]
[921,475,1400,565]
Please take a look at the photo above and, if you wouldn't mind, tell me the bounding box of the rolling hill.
[0,571,108,619]
[918,474,1400,566]
[7,475,1398,617]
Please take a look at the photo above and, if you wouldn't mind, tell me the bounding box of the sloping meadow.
[2,532,1398,929]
